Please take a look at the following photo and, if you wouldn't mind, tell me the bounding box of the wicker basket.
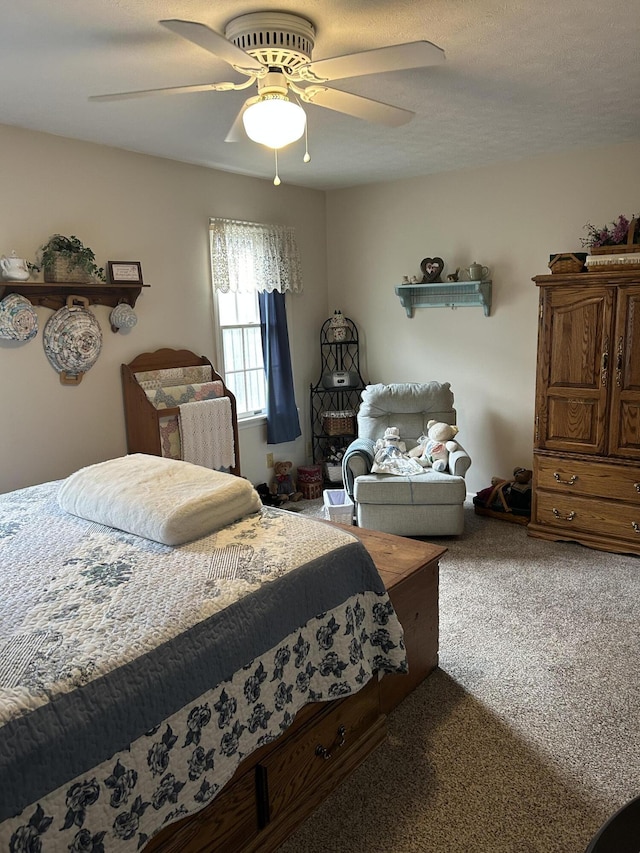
[43,253,92,284]
[548,253,587,274]
[587,218,640,271]
[323,489,354,525]
[300,481,323,500]
[321,410,356,436]
[297,465,323,500]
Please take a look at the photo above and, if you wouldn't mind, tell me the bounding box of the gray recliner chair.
[342,382,471,536]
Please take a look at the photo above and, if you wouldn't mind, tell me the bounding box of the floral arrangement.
[325,444,345,465]
[581,213,638,249]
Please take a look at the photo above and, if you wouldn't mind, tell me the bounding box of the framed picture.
[108,261,144,284]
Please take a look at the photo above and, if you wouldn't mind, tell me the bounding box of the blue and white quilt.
[0,482,407,852]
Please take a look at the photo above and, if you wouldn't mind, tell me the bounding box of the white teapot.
[0,251,31,282]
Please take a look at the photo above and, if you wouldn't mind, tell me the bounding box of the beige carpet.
[278,500,640,853]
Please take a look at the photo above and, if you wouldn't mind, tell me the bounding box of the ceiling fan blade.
[225,101,251,142]
[89,81,240,102]
[302,40,445,83]
[159,19,263,75]
[302,87,414,127]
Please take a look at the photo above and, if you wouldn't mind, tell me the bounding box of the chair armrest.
[342,438,376,500]
[449,444,471,478]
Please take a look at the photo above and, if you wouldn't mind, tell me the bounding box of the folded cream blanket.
[58,454,262,546]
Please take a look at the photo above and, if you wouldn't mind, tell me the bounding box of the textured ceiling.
[1,0,639,190]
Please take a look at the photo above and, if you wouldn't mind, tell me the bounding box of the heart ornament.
[420,257,444,283]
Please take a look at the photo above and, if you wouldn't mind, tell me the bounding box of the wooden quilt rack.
[121,347,241,476]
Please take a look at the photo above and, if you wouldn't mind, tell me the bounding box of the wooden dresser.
[528,269,640,554]
[147,527,444,853]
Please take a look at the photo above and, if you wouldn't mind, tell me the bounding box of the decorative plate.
[0,293,38,341]
[43,302,102,383]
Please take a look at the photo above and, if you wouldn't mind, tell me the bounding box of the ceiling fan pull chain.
[273,149,281,186]
[303,111,311,163]
[292,92,311,163]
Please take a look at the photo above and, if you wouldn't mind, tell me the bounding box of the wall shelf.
[0,280,149,311]
[394,280,492,317]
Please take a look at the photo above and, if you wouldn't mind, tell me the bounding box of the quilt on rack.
[133,366,213,392]
[143,378,226,462]
[0,481,407,852]
[178,397,235,470]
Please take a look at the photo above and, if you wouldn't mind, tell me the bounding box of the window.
[210,217,302,443]
[215,289,266,418]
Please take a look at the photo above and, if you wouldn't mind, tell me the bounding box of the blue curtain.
[258,290,302,445]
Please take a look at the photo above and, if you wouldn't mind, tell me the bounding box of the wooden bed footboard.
[146,528,444,853]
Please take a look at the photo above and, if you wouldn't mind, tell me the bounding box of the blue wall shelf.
[394,280,492,317]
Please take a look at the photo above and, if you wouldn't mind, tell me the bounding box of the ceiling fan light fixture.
[242,94,306,149]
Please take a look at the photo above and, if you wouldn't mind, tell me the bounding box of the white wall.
[0,124,327,494]
[326,142,640,493]
[3,126,639,500]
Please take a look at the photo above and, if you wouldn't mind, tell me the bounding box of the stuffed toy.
[473,466,533,519]
[409,420,460,473]
[271,460,303,502]
[374,426,407,454]
[372,426,423,475]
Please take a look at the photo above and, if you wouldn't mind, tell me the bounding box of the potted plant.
[38,234,105,283]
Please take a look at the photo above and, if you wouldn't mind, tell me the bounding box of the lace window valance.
[209,218,303,294]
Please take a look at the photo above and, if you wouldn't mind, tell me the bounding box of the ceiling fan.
[90,12,445,181]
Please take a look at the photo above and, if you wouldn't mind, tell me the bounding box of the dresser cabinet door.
[535,285,614,454]
[609,285,640,459]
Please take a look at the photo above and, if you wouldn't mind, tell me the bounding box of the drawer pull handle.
[633,522,640,534]
[635,483,640,493]
[553,472,578,486]
[315,725,346,761]
[552,508,575,521]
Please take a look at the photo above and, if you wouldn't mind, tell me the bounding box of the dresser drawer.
[257,676,383,826]
[535,490,640,544]
[535,455,640,503]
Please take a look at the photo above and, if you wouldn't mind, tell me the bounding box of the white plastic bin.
[323,489,354,525]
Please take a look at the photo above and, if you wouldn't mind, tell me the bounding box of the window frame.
[212,288,267,421]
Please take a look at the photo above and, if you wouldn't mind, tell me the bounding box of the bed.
[0,405,409,851]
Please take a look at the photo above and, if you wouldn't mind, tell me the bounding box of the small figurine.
[447,268,460,282]
[410,275,419,283]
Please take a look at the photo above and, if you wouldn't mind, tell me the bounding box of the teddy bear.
[271,460,303,502]
[409,420,460,473]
